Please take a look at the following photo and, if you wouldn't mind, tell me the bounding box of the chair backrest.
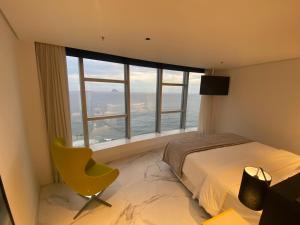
[51,138,92,188]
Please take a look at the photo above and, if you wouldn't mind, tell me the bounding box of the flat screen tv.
[200,75,230,95]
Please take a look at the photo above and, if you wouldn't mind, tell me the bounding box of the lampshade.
[238,167,272,211]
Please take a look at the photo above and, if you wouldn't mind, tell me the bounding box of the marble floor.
[38,149,210,225]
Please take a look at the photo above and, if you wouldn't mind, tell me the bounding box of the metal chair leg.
[73,193,112,220]
[73,196,95,220]
[96,190,104,198]
[78,194,90,200]
[94,197,112,207]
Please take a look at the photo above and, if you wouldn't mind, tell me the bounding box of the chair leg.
[78,194,90,200]
[94,197,112,207]
[73,196,95,220]
[95,190,112,207]
[73,192,112,220]
[95,190,104,198]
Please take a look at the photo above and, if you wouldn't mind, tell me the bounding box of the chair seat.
[85,162,114,177]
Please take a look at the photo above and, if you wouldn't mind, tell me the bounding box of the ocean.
[69,91,200,146]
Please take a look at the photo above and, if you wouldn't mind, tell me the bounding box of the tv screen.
[200,75,230,95]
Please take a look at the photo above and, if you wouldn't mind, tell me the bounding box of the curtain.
[198,69,215,134]
[35,42,72,182]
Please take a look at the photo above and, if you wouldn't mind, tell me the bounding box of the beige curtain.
[198,69,215,134]
[35,42,72,182]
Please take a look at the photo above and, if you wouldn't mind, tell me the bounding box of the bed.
[163,134,300,225]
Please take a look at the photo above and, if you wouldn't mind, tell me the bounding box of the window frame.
[79,58,129,146]
[186,72,203,128]
[157,71,189,132]
[67,49,204,147]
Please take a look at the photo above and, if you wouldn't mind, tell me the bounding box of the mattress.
[181,142,300,225]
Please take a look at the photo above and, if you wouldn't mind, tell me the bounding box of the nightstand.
[202,209,250,225]
[259,173,300,225]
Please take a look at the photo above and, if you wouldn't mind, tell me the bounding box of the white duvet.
[181,142,300,225]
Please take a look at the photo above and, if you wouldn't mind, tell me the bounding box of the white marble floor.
[38,149,210,225]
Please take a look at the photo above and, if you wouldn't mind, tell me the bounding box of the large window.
[186,72,202,128]
[85,82,125,117]
[66,56,84,146]
[130,66,157,137]
[160,69,185,132]
[66,55,203,146]
[75,58,128,146]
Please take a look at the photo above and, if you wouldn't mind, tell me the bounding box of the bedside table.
[259,173,300,225]
[202,209,250,225]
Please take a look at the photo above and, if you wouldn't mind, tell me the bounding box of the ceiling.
[2,0,300,69]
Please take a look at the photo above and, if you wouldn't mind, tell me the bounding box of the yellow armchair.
[52,138,119,219]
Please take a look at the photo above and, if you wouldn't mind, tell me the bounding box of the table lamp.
[238,167,272,211]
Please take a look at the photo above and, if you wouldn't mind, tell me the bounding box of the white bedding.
[181,142,300,225]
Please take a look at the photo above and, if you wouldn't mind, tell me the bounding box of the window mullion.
[124,64,131,139]
[161,83,184,86]
[79,57,90,147]
[180,72,189,129]
[156,68,163,133]
[87,114,127,121]
[83,77,126,83]
[161,110,183,114]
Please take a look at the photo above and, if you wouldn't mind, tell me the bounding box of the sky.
[66,56,203,93]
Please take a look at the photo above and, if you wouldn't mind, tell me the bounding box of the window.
[162,69,183,84]
[81,59,127,145]
[162,86,183,111]
[85,82,125,117]
[186,72,202,128]
[161,113,181,132]
[159,69,185,132]
[130,66,157,136]
[88,118,126,143]
[83,58,124,80]
[66,52,204,147]
[66,56,84,146]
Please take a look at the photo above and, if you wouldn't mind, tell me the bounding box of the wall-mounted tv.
[200,75,230,95]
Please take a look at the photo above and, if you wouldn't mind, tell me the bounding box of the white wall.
[0,14,39,225]
[213,59,300,155]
